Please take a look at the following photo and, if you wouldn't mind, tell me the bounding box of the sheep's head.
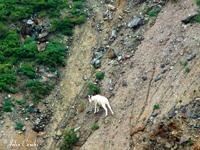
[88,95,92,103]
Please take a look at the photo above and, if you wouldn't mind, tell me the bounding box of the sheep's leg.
[107,103,114,115]
[94,102,97,113]
[102,104,108,116]
[96,105,100,112]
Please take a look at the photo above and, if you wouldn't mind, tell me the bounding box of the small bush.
[15,121,24,131]
[16,37,37,58]
[184,66,190,73]
[16,99,26,105]
[148,6,161,17]
[59,128,79,150]
[0,23,8,39]
[3,98,13,112]
[87,82,101,95]
[18,63,36,79]
[26,80,53,103]
[91,123,99,131]
[0,72,17,93]
[196,0,200,6]
[153,104,160,110]
[180,59,188,67]
[36,41,67,67]
[95,71,105,80]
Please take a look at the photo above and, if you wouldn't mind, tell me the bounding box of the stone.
[154,75,162,82]
[187,53,196,61]
[37,42,46,51]
[107,48,117,59]
[111,29,117,39]
[56,130,62,136]
[107,4,116,11]
[128,17,143,28]
[38,32,48,39]
[27,19,34,25]
[142,76,148,81]
[91,58,101,68]
[181,14,197,24]
[122,80,128,87]
[180,136,190,144]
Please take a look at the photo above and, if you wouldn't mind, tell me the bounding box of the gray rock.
[27,19,34,25]
[38,32,48,39]
[55,130,62,136]
[142,76,148,81]
[111,29,117,39]
[128,17,143,28]
[187,53,196,61]
[180,136,190,144]
[122,80,128,87]
[154,75,162,82]
[91,58,101,68]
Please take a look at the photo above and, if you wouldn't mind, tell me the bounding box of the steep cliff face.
[1,0,199,150]
[44,0,200,149]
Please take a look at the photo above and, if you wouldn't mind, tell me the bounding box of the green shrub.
[91,123,99,131]
[0,72,17,92]
[184,66,190,73]
[87,82,101,95]
[15,121,24,131]
[26,80,53,103]
[18,63,36,79]
[95,71,105,80]
[196,0,200,6]
[0,23,8,39]
[180,59,188,67]
[3,98,13,112]
[16,37,37,58]
[59,128,79,150]
[36,41,67,67]
[153,104,160,110]
[52,17,75,36]
[16,99,26,105]
[147,6,161,17]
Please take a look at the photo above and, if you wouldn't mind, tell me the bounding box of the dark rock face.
[32,109,52,132]
[144,99,200,150]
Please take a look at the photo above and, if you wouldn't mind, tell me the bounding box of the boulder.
[128,17,143,28]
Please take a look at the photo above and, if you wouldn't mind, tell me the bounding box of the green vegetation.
[15,121,24,131]
[147,6,161,17]
[180,59,188,67]
[36,41,67,67]
[0,0,86,108]
[196,0,200,6]
[3,97,13,112]
[87,82,101,95]
[184,66,190,73]
[0,23,8,39]
[153,103,160,110]
[91,123,99,131]
[180,59,190,74]
[59,128,79,150]
[0,0,68,22]
[16,99,26,106]
[26,80,53,103]
[18,63,36,79]
[95,71,105,81]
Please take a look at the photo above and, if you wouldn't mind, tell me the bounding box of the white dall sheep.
[88,95,114,116]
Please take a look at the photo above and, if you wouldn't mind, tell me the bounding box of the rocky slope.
[0,0,200,150]
[44,0,200,149]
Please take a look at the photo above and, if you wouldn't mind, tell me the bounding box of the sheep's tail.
[107,102,114,114]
